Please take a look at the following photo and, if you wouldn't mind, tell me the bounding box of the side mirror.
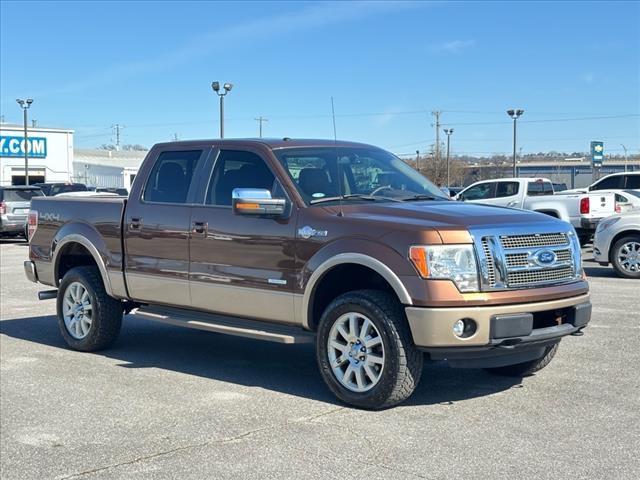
[232,188,286,217]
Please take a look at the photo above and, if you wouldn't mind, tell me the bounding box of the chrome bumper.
[24,260,38,283]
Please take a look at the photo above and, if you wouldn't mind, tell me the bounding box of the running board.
[131,306,315,344]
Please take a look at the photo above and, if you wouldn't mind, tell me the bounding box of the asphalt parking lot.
[1,239,639,480]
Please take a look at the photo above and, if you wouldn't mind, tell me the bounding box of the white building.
[0,123,74,185]
[73,149,146,191]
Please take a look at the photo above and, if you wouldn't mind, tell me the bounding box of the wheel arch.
[608,229,640,263]
[52,231,114,297]
[302,253,412,331]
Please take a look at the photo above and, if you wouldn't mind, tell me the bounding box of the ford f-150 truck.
[25,139,591,409]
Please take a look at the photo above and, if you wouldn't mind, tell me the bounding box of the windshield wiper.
[310,194,401,204]
[399,194,444,201]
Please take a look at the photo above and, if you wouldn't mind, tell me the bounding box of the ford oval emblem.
[535,249,557,266]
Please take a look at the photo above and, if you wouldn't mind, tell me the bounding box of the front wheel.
[611,235,640,279]
[484,343,559,377]
[316,290,423,410]
[57,266,123,351]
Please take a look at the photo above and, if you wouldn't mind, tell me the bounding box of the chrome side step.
[131,306,315,344]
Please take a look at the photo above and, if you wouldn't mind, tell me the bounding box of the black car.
[33,182,88,196]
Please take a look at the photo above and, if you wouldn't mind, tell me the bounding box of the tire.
[316,289,423,410]
[578,234,591,247]
[610,235,640,279]
[484,343,559,377]
[56,266,123,351]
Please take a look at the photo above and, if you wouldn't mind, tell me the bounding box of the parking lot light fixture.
[16,98,34,185]
[444,128,454,188]
[507,109,524,177]
[211,81,233,138]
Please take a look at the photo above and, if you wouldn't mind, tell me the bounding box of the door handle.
[130,217,142,230]
[192,221,207,235]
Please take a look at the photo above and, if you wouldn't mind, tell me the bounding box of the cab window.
[143,150,203,204]
[206,150,281,206]
[462,182,495,200]
[495,181,519,198]
[527,181,553,196]
[591,175,623,190]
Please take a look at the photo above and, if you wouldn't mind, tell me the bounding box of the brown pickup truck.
[25,139,591,409]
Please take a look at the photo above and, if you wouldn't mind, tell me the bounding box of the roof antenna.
[331,96,344,217]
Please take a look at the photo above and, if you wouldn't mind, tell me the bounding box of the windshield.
[273,147,447,204]
[2,189,44,201]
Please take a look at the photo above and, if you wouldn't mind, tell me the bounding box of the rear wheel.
[484,343,559,377]
[57,266,123,351]
[316,290,423,409]
[611,235,640,279]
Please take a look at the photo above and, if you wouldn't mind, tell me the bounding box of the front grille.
[476,231,578,290]
[500,233,568,249]
[505,248,572,268]
[481,238,497,286]
[507,266,574,286]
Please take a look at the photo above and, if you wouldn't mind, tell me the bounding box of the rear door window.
[143,150,203,204]
[527,181,553,196]
[591,175,623,190]
[2,189,44,201]
[495,181,519,198]
[624,175,640,189]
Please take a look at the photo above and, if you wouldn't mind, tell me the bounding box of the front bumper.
[405,293,591,349]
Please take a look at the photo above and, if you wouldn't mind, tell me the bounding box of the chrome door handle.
[130,217,142,229]
[192,221,207,235]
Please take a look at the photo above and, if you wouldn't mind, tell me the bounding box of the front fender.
[299,238,414,329]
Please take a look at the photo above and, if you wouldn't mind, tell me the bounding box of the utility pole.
[31,119,37,127]
[172,133,179,141]
[111,124,124,151]
[621,144,628,172]
[16,98,33,185]
[254,116,268,138]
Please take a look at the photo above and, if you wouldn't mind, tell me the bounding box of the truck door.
[124,147,210,306]
[188,147,298,324]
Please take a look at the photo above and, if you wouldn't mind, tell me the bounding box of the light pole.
[211,82,233,138]
[443,128,454,187]
[507,109,524,177]
[16,98,34,185]
[620,144,628,172]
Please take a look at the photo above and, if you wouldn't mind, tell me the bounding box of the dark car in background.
[0,186,44,238]
[33,182,88,196]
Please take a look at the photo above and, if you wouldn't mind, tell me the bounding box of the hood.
[328,200,569,232]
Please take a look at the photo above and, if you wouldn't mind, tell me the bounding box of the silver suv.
[0,186,44,238]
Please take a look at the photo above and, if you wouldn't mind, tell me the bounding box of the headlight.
[409,245,479,292]
[596,216,621,233]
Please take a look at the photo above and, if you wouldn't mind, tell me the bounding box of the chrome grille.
[507,266,574,286]
[481,238,497,286]
[500,233,568,249]
[475,230,579,290]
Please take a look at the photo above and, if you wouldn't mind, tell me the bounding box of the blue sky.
[1,0,638,156]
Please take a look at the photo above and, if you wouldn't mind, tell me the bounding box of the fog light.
[453,318,477,338]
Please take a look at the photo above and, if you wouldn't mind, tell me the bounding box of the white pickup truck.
[455,177,616,245]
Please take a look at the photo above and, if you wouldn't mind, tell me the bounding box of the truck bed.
[29,196,126,293]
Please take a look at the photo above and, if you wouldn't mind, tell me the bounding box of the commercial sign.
[0,136,47,158]
[590,141,604,168]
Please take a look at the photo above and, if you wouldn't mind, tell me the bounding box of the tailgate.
[586,192,615,218]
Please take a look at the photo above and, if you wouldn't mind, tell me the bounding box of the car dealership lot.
[1,239,638,480]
